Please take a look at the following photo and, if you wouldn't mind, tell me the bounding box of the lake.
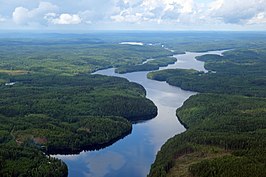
[55,50,225,177]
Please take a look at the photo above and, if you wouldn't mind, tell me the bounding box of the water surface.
[55,50,225,177]
[119,42,144,46]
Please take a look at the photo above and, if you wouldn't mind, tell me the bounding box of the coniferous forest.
[0,32,266,176]
[148,44,266,177]
[0,35,166,176]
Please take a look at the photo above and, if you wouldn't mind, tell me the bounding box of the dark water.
[54,50,225,177]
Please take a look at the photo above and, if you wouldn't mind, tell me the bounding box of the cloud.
[12,7,29,25]
[45,13,82,25]
[110,0,266,27]
[208,0,266,24]
[111,9,145,23]
[1,0,266,30]
[208,0,224,11]
[12,1,57,25]
[111,0,198,24]
[157,0,194,15]
[248,12,266,24]
[0,15,6,22]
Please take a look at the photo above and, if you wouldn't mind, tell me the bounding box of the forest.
[0,73,158,175]
[0,36,168,176]
[115,56,177,73]
[1,32,266,176]
[148,48,266,97]
[0,37,171,76]
[148,46,266,176]
[149,94,266,177]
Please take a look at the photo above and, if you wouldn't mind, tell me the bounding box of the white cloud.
[78,10,93,24]
[12,7,29,25]
[12,1,57,25]
[0,15,6,22]
[140,0,195,16]
[110,0,266,28]
[248,12,266,24]
[111,0,198,24]
[208,0,266,24]
[209,0,224,11]
[111,9,145,23]
[45,13,82,25]
[1,0,266,30]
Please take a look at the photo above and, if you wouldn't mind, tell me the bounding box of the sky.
[0,0,266,31]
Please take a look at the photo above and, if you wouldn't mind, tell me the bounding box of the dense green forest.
[0,36,170,176]
[149,47,266,176]
[148,48,266,97]
[0,73,158,175]
[1,74,157,121]
[1,32,266,176]
[149,94,266,177]
[0,145,68,177]
[0,38,171,76]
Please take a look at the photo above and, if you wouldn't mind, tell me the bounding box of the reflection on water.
[84,151,126,177]
[55,50,225,177]
[160,50,227,72]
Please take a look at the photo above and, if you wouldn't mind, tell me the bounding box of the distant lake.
[55,50,225,177]
[119,42,144,46]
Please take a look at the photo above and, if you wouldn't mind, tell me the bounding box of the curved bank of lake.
[55,50,225,177]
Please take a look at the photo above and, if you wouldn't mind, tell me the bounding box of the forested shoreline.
[149,47,266,176]
[1,32,266,176]
[0,73,159,175]
[115,56,177,73]
[0,37,165,176]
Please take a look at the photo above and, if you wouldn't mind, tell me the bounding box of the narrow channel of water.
[55,50,225,177]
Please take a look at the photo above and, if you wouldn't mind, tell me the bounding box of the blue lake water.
[55,50,225,177]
